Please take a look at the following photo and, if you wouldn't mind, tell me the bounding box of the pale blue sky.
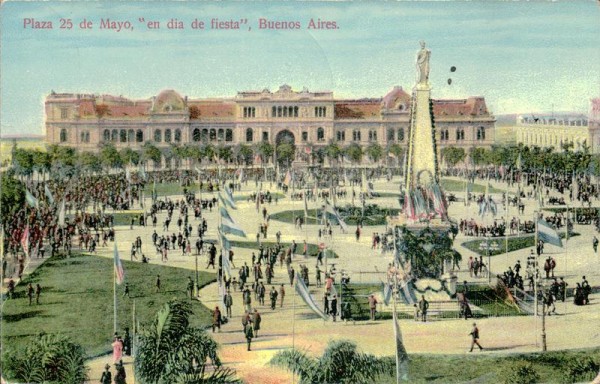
[1,1,599,136]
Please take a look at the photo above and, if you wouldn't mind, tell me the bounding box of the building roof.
[190,101,236,120]
[382,86,411,110]
[334,100,382,119]
[432,97,489,117]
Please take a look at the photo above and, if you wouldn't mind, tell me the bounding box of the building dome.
[154,90,185,112]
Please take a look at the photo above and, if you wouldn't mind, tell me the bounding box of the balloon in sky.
[450,66,457,72]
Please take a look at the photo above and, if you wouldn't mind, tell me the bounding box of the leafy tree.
[142,142,162,167]
[100,143,123,169]
[469,147,489,167]
[270,339,394,384]
[135,300,240,384]
[365,143,384,163]
[79,152,102,174]
[235,144,253,165]
[31,149,52,177]
[120,147,140,166]
[217,146,233,163]
[256,142,274,163]
[202,143,216,163]
[276,143,295,165]
[3,333,88,384]
[12,148,34,177]
[1,169,25,227]
[344,143,363,164]
[325,142,342,162]
[440,147,466,168]
[388,143,403,159]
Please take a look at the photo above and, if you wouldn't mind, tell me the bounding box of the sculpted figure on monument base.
[416,41,431,85]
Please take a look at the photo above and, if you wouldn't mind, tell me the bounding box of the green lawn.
[440,179,504,194]
[376,348,600,383]
[461,232,578,257]
[228,240,339,258]
[1,252,215,358]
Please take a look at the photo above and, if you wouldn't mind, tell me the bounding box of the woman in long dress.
[112,336,123,363]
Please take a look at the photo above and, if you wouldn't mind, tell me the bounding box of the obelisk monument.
[404,41,439,192]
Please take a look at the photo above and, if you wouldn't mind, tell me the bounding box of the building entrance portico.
[275,129,295,145]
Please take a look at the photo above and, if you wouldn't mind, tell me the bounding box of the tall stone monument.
[404,41,439,193]
[390,42,457,304]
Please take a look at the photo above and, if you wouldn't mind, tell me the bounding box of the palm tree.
[365,143,384,164]
[344,143,363,164]
[135,300,240,384]
[235,143,253,165]
[142,142,162,169]
[270,339,394,384]
[3,333,88,383]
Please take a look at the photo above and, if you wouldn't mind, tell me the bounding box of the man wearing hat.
[114,360,127,384]
[244,319,254,351]
[100,363,112,384]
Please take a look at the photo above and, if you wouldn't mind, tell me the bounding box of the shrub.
[502,361,540,384]
[562,356,599,383]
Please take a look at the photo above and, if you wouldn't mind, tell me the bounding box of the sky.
[1,1,599,136]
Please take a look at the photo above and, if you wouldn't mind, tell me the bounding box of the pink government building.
[45,84,495,167]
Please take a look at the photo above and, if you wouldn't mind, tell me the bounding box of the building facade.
[515,113,590,151]
[45,85,495,166]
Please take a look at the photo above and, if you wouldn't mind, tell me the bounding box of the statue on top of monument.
[416,41,431,85]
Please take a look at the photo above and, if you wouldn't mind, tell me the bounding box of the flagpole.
[114,252,117,335]
[533,210,538,346]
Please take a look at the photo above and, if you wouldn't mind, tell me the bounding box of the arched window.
[272,106,276,117]
[317,127,325,142]
[59,129,68,142]
[353,130,361,141]
[136,130,144,142]
[225,129,233,142]
[120,129,127,143]
[174,129,182,142]
[154,130,162,142]
[477,127,486,141]
[112,129,118,142]
[192,128,201,142]
[164,129,172,143]
[218,129,224,141]
[201,129,208,141]
[209,129,216,141]
[128,129,135,143]
[85,132,90,143]
[80,132,85,143]
[387,129,395,141]
[103,129,110,142]
[246,128,254,142]
[294,106,299,117]
[456,128,465,141]
[397,128,404,142]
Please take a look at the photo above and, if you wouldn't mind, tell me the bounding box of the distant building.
[515,112,589,151]
[45,85,495,167]
[588,98,600,153]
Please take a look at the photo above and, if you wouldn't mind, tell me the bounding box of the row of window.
[242,107,256,118]
[439,127,486,141]
[192,128,234,142]
[272,106,299,118]
[58,126,487,144]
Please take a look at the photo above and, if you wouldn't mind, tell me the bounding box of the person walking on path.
[100,363,112,384]
[155,275,161,293]
[469,322,483,352]
[212,306,222,333]
[112,335,123,363]
[269,286,278,310]
[244,320,254,351]
[279,284,285,308]
[224,290,233,318]
[252,308,262,337]
[418,295,429,322]
[593,236,599,253]
[123,283,130,298]
[368,294,378,321]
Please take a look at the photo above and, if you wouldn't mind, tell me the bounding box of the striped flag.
[294,274,329,321]
[537,219,563,248]
[219,206,234,223]
[324,201,348,232]
[44,184,54,205]
[114,243,125,285]
[220,216,247,238]
[218,191,237,210]
[25,189,38,208]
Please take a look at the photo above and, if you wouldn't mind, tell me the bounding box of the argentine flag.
[537,219,563,248]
